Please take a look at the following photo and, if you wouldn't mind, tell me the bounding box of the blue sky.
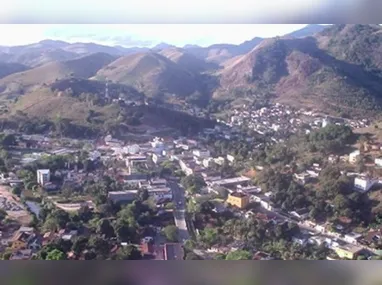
[0,24,311,47]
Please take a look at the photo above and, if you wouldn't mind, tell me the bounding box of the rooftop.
[334,244,364,254]
[212,177,250,186]
[230,192,248,198]
[164,243,184,260]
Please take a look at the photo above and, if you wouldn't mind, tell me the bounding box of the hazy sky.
[0,24,311,47]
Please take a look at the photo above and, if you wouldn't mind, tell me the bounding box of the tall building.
[37,169,50,186]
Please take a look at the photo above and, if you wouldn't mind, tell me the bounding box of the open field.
[0,186,32,225]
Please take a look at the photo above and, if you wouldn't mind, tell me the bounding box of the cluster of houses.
[225,103,369,141]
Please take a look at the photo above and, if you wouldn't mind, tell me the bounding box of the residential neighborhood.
[0,99,380,261]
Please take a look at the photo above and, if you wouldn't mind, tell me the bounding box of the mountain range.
[2,24,382,121]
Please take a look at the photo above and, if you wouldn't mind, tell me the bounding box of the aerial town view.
[0,23,382,264]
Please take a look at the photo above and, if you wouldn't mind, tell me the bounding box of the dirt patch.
[0,186,32,225]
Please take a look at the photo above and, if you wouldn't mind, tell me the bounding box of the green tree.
[12,185,22,197]
[0,208,7,222]
[117,245,142,260]
[163,225,178,242]
[72,236,88,256]
[46,249,66,260]
[97,219,116,239]
[225,250,252,260]
[185,252,201,260]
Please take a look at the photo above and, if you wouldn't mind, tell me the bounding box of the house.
[163,243,184,260]
[147,187,172,203]
[201,171,221,183]
[294,172,311,184]
[252,251,274,260]
[292,234,309,246]
[214,157,225,166]
[309,236,327,246]
[10,249,32,260]
[375,157,382,167]
[125,155,146,168]
[149,178,167,188]
[37,169,50,186]
[140,237,155,256]
[349,150,360,164]
[252,194,274,211]
[306,169,319,178]
[192,149,210,159]
[61,230,78,241]
[344,232,362,245]
[11,228,41,251]
[211,177,250,188]
[364,227,382,245]
[226,192,250,209]
[226,154,235,163]
[354,176,378,193]
[108,190,138,203]
[290,208,310,220]
[11,231,29,250]
[122,174,148,187]
[328,155,338,164]
[332,244,364,259]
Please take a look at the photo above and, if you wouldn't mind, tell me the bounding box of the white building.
[375,157,382,167]
[344,232,362,245]
[37,169,50,186]
[192,149,210,159]
[354,177,378,193]
[202,158,213,168]
[349,150,360,164]
[227,154,235,163]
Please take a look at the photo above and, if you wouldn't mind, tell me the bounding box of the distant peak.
[152,42,176,50]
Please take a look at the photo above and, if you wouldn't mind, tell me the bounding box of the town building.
[344,232,362,245]
[108,190,138,203]
[147,187,172,203]
[290,208,310,220]
[332,244,364,259]
[37,169,50,186]
[163,243,184,260]
[349,150,360,164]
[226,192,250,209]
[125,155,147,167]
[192,149,210,159]
[211,177,250,188]
[375,157,382,167]
[354,177,378,193]
[226,154,235,163]
[252,194,274,211]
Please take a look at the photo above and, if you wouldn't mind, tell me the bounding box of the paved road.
[259,207,355,245]
[169,181,190,242]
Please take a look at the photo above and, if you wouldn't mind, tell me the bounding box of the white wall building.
[227,154,235,163]
[354,177,378,193]
[37,169,50,186]
[375,157,382,167]
[192,149,210,159]
[344,232,362,245]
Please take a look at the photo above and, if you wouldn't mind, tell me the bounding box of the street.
[260,207,355,246]
[169,181,190,242]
